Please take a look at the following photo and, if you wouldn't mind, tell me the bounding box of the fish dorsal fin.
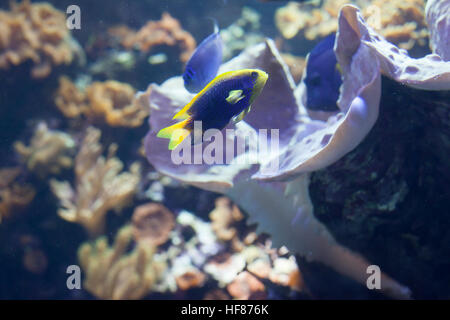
[232,105,251,124]
[226,89,245,104]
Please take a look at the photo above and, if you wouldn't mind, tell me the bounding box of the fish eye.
[251,72,259,79]
[184,68,195,78]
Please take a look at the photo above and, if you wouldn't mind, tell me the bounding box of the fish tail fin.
[157,119,191,150]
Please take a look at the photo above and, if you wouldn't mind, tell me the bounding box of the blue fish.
[158,69,268,150]
[183,22,223,93]
[303,33,342,112]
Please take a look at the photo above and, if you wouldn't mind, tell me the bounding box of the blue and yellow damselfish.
[157,69,268,150]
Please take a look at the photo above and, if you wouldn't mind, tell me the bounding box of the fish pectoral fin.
[226,89,245,104]
[157,119,191,150]
[232,105,251,124]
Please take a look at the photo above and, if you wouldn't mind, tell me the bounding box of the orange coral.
[54,76,88,118]
[175,269,206,291]
[54,77,149,127]
[275,0,347,40]
[226,271,266,300]
[78,225,166,299]
[204,252,246,287]
[0,167,35,223]
[204,289,230,300]
[275,0,427,50]
[109,12,196,63]
[107,25,136,46]
[363,0,427,50]
[131,203,175,246]
[0,0,74,78]
[85,81,147,127]
[14,122,75,177]
[209,197,244,242]
[50,127,141,236]
[268,257,304,292]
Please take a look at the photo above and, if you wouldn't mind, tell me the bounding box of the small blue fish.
[158,69,268,150]
[183,22,223,93]
[303,33,342,112]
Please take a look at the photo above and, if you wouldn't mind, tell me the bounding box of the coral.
[246,255,271,279]
[143,5,449,297]
[308,75,450,298]
[84,81,148,127]
[19,234,48,275]
[275,0,428,50]
[54,77,149,128]
[23,248,48,275]
[241,245,303,292]
[362,0,428,50]
[204,253,246,287]
[209,197,243,242]
[50,127,140,236]
[131,203,175,246]
[227,271,266,300]
[174,268,206,291]
[280,53,306,83]
[425,0,450,61]
[78,225,166,300]
[0,167,35,223]
[143,14,450,296]
[204,289,230,300]
[268,257,303,291]
[0,0,74,78]
[88,51,136,79]
[275,2,311,39]
[138,206,304,297]
[14,122,75,177]
[109,12,196,63]
[275,0,347,40]
[53,76,88,118]
[220,7,264,61]
[151,210,223,293]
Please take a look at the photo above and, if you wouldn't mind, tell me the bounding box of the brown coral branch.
[78,225,166,299]
[50,127,140,236]
[275,0,428,50]
[54,77,150,128]
[0,0,74,78]
[209,197,244,242]
[109,12,196,63]
[0,167,35,223]
[14,122,75,178]
[131,203,175,246]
